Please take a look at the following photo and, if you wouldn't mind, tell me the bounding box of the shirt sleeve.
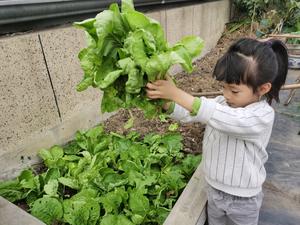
[170,96,275,138]
[207,101,274,138]
[170,96,218,123]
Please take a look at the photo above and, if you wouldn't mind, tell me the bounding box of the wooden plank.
[0,197,46,225]
[164,162,207,225]
[191,83,300,97]
[268,34,300,39]
[196,205,207,225]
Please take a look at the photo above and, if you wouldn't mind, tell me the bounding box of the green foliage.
[63,189,100,225]
[0,125,201,225]
[234,0,300,35]
[31,197,63,225]
[74,0,204,118]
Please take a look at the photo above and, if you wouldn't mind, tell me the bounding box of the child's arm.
[146,79,274,139]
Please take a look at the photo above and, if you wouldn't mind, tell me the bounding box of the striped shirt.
[170,96,275,197]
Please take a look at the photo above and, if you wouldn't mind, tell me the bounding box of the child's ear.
[259,82,272,96]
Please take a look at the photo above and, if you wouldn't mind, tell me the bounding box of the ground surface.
[260,69,300,225]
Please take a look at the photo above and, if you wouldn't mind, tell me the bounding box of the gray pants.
[207,185,263,225]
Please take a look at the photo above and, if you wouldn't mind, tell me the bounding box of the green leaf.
[144,22,167,51]
[18,169,35,189]
[160,169,186,191]
[73,18,97,42]
[38,146,64,168]
[152,206,171,224]
[170,47,193,73]
[77,77,93,92]
[58,177,80,190]
[94,10,114,50]
[44,179,58,197]
[168,123,178,131]
[124,30,149,71]
[124,11,150,30]
[31,197,63,225]
[129,190,149,216]
[0,179,23,202]
[63,190,100,225]
[124,117,134,129]
[100,191,122,213]
[131,214,144,224]
[100,214,134,225]
[117,57,143,94]
[122,0,135,13]
[98,70,123,89]
[101,86,124,113]
[118,215,135,225]
[44,168,61,184]
[100,214,118,225]
[160,133,183,154]
[158,114,169,122]
[177,35,204,58]
[179,154,202,176]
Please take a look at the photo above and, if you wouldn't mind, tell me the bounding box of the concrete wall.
[0,0,230,180]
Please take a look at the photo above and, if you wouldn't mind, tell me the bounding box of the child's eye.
[231,90,239,94]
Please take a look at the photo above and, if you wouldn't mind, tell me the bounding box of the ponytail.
[265,39,288,104]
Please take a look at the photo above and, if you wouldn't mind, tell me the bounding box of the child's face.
[223,83,260,108]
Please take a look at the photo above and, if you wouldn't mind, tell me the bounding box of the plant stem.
[128,109,134,119]
[250,3,257,33]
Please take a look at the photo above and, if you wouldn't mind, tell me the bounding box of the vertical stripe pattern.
[171,96,274,197]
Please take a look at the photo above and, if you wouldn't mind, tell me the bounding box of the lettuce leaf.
[31,197,63,225]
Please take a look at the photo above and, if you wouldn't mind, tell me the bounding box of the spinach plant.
[74,0,204,118]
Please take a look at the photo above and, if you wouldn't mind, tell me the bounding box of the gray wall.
[0,0,230,180]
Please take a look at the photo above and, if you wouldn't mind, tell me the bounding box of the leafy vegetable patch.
[0,126,201,225]
[75,0,204,118]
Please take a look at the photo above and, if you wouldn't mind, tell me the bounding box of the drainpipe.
[0,0,203,31]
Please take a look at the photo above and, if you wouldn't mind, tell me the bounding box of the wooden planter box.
[0,163,207,225]
[164,163,207,225]
[267,34,300,69]
[0,196,46,225]
[287,44,300,69]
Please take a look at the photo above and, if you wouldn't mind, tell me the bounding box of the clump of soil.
[104,26,254,154]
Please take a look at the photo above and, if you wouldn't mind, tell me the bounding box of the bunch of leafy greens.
[74,0,204,118]
[0,125,201,225]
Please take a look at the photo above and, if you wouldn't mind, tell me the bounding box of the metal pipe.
[0,0,200,25]
[191,83,300,97]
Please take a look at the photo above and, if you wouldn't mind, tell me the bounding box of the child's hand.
[146,77,178,101]
[146,75,196,113]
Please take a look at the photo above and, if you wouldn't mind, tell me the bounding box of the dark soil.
[104,25,254,154]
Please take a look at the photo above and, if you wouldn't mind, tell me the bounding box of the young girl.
[146,38,288,225]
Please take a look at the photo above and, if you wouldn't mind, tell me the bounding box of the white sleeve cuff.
[195,97,217,124]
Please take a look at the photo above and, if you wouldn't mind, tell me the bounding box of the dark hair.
[213,38,288,104]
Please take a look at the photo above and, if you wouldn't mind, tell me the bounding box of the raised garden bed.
[0,125,203,225]
[287,44,300,69]
[268,34,300,69]
[0,162,207,225]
